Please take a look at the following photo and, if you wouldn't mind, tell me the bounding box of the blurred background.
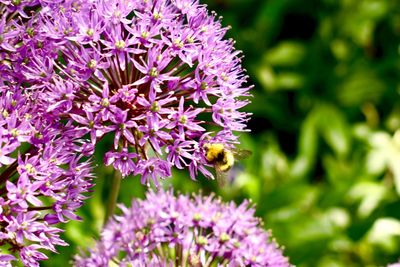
[45,0,400,266]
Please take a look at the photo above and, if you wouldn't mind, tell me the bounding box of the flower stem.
[0,160,18,185]
[104,170,122,225]
[28,206,53,211]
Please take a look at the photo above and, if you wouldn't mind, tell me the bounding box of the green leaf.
[316,104,351,158]
[366,218,400,253]
[264,41,306,66]
[276,72,304,90]
[337,70,386,106]
[290,110,318,179]
[347,181,388,218]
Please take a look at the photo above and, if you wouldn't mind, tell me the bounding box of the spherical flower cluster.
[0,3,94,266]
[0,87,93,267]
[0,87,94,267]
[20,0,253,185]
[74,190,290,267]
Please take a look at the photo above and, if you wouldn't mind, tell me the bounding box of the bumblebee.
[203,143,252,186]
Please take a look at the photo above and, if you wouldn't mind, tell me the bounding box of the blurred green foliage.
[45,0,400,266]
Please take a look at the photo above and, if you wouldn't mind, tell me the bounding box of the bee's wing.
[232,149,252,160]
[215,163,228,187]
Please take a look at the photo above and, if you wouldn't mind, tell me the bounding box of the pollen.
[201,82,208,90]
[187,36,195,43]
[153,11,163,20]
[173,38,184,48]
[2,109,9,118]
[113,10,121,18]
[141,31,149,39]
[150,101,160,112]
[25,163,36,175]
[149,67,158,78]
[221,72,228,81]
[193,213,202,222]
[26,28,35,38]
[196,236,208,246]
[101,98,110,107]
[179,115,188,124]
[86,28,94,36]
[219,232,230,242]
[115,40,126,49]
[10,128,19,137]
[87,59,97,69]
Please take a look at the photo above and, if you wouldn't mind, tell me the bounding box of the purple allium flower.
[20,0,252,185]
[1,3,94,263]
[74,190,290,267]
[0,84,94,267]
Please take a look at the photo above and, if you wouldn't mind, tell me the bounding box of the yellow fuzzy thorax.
[204,143,235,172]
[204,143,225,162]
